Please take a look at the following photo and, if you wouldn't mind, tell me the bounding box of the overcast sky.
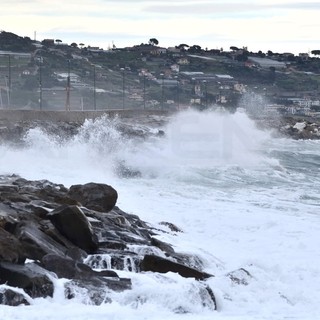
[2,0,320,54]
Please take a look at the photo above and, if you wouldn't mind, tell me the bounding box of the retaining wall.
[0,109,170,123]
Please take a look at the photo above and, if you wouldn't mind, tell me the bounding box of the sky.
[1,0,320,54]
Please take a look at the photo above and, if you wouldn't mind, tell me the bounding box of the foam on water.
[1,109,320,319]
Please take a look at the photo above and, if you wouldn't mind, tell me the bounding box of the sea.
[0,109,320,320]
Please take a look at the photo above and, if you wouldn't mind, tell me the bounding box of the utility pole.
[120,68,125,109]
[160,73,164,110]
[93,64,96,110]
[7,55,11,107]
[39,57,42,110]
[143,74,146,109]
[65,60,71,111]
[175,76,179,110]
[203,80,207,108]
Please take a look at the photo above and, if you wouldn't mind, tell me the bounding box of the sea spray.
[118,109,280,182]
[0,109,280,185]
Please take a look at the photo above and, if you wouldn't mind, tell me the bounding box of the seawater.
[1,109,320,320]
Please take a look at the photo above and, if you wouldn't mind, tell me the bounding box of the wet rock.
[0,287,30,306]
[140,255,213,280]
[68,183,118,212]
[159,221,183,233]
[150,237,175,255]
[41,254,118,279]
[0,262,54,298]
[86,251,140,272]
[0,227,25,263]
[15,220,83,261]
[65,276,131,305]
[257,116,320,140]
[48,205,98,254]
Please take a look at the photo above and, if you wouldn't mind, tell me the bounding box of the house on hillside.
[151,47,167,55]
[54,72,80,84]
[167,47,181,55]
[299,53,309,61]
[171,64,180,72]
[42,39,55,46]
[177,57,190,65]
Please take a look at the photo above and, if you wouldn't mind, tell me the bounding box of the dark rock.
[151,237,175,255]
[0,175,218,307]
[172,252,207,271]
[0,288,30,306]
[68,182,118,212]
[0,262,54,298]
[0,213,18,233]
[140,255,213,280]
[39,220,87,260]
[0,227,25,263]
[41,254,118,279]
[159,221,183,233]
[48,205,98,253]
[15,221,82,261]
[97,240,127,250]
[87,206,154,248]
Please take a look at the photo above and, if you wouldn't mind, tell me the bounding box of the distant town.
[1,30,320,117]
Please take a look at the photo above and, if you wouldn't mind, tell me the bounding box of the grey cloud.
[143,1,320,15]
[143,3,263,15]
[271,2,320,10]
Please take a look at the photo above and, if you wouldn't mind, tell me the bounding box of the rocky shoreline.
[1,113,320,145]
[254,115,320,140]
[0,175,225,309]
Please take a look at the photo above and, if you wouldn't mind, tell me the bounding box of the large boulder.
[15,221,77,261]
[68,182,118,212]
[140,255,213,280]
[48,205,98,253]
[0,262,54,298]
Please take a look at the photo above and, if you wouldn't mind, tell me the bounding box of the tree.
[311,50,320,56]
[149,38,159,46]
[176,43,189,51]
[55,39,62,45]
[236,52,248,62]
[188,45,202,53]
[230,46,239,51]
[70,42,78,48]
[79,43,85,49]
[267,50,273,56]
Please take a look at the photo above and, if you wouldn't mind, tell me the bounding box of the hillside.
[1,31,320,114]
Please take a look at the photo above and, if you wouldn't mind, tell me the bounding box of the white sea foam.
[1,109,320,320]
